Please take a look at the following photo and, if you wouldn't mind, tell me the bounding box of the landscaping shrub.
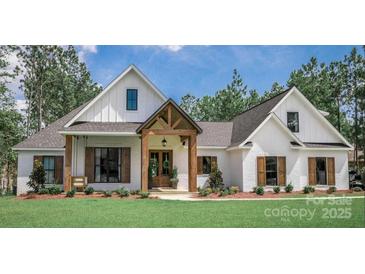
[219,188,230,197]
[48,185,62,195]
[303,185,315,194]
[84,186,94,195]
[116,188,130,197]
[130,190,140,195]
[255,186,264,195]
[273,186,280,194]
[352,186,363,192]
[26,160,46,193]
[230,186,240,194]
[327,186,337,194]
[103,190,113,197]
[285,183,293,193]
[66,189,76,198]
[208,167,224,191]
[139,192,150,199]
[198,188,210,197]
[38,188,50,195]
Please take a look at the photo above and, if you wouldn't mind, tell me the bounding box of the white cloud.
[157,45,184,52]
[77,45,98,62]
[15,99,27,115]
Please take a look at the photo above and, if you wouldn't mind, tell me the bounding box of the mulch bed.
[17,193,158,200]
[192,190,359,199]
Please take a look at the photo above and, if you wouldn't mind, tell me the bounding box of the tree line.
[180,47,365,169]
[0,45,102,192]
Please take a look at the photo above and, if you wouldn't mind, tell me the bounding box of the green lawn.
[0,196,364,227]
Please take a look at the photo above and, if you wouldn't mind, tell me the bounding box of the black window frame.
[126,89,138,111]
[265,156,278,186]
[43,156,55,184]
[94,147,120,183]
[287,112,299,132]
[202,156,212,175]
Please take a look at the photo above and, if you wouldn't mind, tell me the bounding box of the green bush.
[230,186,240,194]
[27,160,46,193]
[139,192,150,199]
[116,188,130,197]
[47,185,62,195]
[219,188,230,197]
[38,188,50,195]
[130,189,140,195]
[327,186,337,194]
[103,190,113,197]
[285,183,294,193]
[303,185,315,194]
[208,167,224,190]
[66,189,76,198]
[84,186,94,195]
[273,186,280,194]
[198,188,209,197]
[255,186,264,195]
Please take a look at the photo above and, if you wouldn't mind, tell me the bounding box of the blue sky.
[81,45,360,102]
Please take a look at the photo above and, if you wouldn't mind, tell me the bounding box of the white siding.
[228,149,244,189]
[240,117,349,191]
[77,69,165,123]
[274,91,342,143]
[16,150,65,195]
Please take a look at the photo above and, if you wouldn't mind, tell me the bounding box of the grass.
[0,196,364,227]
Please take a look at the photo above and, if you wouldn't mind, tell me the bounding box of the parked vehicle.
[349,170,364,190]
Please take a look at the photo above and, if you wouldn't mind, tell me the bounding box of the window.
[43,156,55,184]
[126,89,138,110]
[287,112,299,132]
[265,156,278,186]
[94,148,120,183]
[197,156,217,175]
[316,157,327,185]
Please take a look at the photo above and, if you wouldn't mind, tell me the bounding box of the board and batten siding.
[76,69,165,123]
[273,91,342,143]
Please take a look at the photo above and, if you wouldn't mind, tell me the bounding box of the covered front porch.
[62,99,202,193]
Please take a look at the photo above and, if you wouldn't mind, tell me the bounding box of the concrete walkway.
[151,193,364,201]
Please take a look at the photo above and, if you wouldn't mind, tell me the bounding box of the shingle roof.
[63,122,142,133]
[230,89,291,147]
[13,103,87,149]
[196,122,233,147]
[304,142,350,148]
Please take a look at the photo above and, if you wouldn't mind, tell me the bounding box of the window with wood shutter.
[257,156,286,186]
[257,156,266,186]
[308,157,336,186]
[197,156,217,175]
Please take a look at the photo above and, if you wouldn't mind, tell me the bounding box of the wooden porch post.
[141,130,149,192]
[64,135,72,192]
[188,132,197,192]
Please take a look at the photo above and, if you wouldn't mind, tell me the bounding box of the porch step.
[149,187,189,194]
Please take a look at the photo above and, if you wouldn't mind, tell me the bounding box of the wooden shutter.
[278,156,286,186]
[85,147,95,183]
[121,147,131,183]
[308,157,316,185]
[197,156,203,175]
[257,156,266,186]
[211,156,217,170]
[54,156,64,184]
[327,157,335,185]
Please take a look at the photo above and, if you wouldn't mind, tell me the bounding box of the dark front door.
[149,150,173,188]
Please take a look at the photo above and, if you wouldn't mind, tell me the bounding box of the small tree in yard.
[27,160,46,192]
[208,167,224,190]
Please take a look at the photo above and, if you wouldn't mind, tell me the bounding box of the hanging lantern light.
[162,137,167,147]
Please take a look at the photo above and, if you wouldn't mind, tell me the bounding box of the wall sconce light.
[162,137,167,147]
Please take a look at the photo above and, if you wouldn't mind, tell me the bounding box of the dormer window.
[287,112,299,132]
[126,89,138,110]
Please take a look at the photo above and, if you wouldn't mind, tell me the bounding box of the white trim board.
[64,64,168,128]
[58,131,139,136]
[12,148,65,151]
